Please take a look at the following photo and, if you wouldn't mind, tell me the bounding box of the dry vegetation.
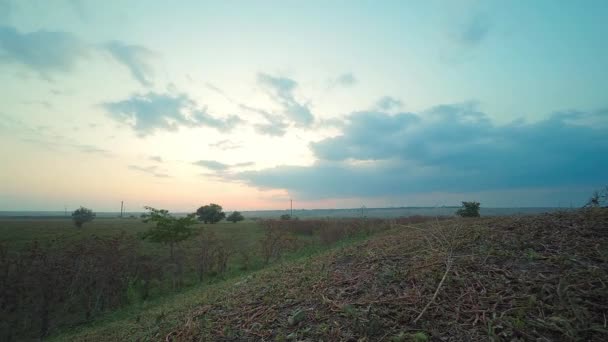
[1,216,417,340]
[47,209,608,341]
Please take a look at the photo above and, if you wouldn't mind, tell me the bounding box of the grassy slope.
[52,210,608,341]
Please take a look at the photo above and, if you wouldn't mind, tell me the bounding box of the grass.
[46,228,378,341]
[0,218,264,252]
[49,209,608,341]
[0,218,267,277]
[1,215,389,340]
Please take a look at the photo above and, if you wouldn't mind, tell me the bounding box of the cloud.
[103,92,242,136]
[21,137,111,156]
[75,144,110,155]
[374,96,403,111]
[149,155,163,162]
[21,100,53,109]
[128,165,170,178]
[0,25,157,84]
[234,161,255,168]
[194,160,254,172]
[209,139,242,151]
[205,81,298,136]
[192,110,242,132]
[233,105,608,200]
[2,114,113,156]
[0,25,89,76]
[193,160,229,171]
[311,110,420,161]
[104,41,156,86]
[257,73,314,127]
[254,120,289,137]
[334,72,357,87]
[238,103,289,136]
[460,14,491,46]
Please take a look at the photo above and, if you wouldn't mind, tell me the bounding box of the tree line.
[71,203,245,228]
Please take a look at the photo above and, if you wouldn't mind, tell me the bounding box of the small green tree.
[72,207,96,228]
[456,201,480,217]
[226,211,245,223]
[196,203,226,224]
[140,206,197,260]
[280,214,291,220]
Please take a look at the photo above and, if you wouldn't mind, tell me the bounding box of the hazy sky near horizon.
[1,0,607,212]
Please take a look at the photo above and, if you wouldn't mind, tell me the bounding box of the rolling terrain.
[50,209,608,341]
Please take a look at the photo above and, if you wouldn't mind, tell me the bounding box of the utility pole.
[290,199,293,217]
[120,201,124,218]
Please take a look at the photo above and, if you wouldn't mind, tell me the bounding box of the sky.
[1,0,607,212]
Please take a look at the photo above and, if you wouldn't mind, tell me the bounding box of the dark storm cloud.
[234,105,608,199]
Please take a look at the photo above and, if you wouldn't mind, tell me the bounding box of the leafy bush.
[196,204,226,224]
[72,206,95,227]
[456,201,481,217]
[226,211,244,223]
[140,207,197,260]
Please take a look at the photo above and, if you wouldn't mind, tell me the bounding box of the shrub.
[456,201,481,217]
[140,207,197,260]
[226,211,245,223]
[317,221,347,245]
[72,207,95,228]
[196,204,226,224]
[584,186,608,208]
[259,220,299,264]
[195,230,217,282]
[0,235,138,339]
[287,220,317,236]
[213,238,234,274]
[194,231,237,281]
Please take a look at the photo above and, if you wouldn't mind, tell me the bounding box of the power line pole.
[120,201,124,218]
[290,198,293,217]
